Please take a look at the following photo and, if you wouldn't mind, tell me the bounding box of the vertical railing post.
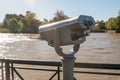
[11,63,14,80]
[1,61,4,80]
[57,66,60,80]
[5,59,10,80]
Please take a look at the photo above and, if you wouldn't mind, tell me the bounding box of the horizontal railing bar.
[13,67,120,76]
[74,71,120,76]
[0,59,5,62]
[13,67,58,72]
[10,59,120,70]
[10,59,62,66]
[0,58,120,78]
[75,62,120,70]
[12,66,120,76]
[0,59,120,70]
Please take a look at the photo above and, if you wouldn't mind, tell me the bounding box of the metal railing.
[0,59,120,80]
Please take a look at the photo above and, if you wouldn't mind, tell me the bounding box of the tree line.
[0,10,120,33]
[0,10,68,33]
[92,10,120,32]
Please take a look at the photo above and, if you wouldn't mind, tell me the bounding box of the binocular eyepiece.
[84,20,93,27]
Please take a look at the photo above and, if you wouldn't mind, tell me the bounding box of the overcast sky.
[0,0,120,22]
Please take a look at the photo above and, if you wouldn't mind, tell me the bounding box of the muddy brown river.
[0,33,120,80]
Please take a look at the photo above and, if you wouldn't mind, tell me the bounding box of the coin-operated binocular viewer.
[39,15,95,80]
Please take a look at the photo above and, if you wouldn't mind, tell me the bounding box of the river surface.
[0,33,120,80]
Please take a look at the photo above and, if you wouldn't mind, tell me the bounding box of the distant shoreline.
[92,30,120,33]
[91,30,106,33]
[106,30,120,33]
[0,30,120,34]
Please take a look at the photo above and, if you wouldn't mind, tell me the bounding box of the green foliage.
[0,22,2,27]
[40,10,69,25]
[0,28,9,33]
[118,10,120,16]
[23,12,40,33]
[0,22,9,33]
[92,20,106,32]
[41,18,50,25]
[5,14,18,20]
[105,18,117,30]
[116,16,120,30]
[1,10,69,33]
[1,10,120,33]
[51,10,69,22]
[2,11,40,33]
[92,24,100,31]
[105,17,120,30]
[7,18,18,33]
[0,22,2,31]
[105,10,120,30]
[18,21,24,33]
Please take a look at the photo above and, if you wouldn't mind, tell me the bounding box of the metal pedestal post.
[61,54,75,80]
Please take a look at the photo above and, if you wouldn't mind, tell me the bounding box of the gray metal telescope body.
[39,15,95,47]
[39,15,95,80]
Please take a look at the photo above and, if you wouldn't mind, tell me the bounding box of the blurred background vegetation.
[92,10,120,32]
[0,10,120,33]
